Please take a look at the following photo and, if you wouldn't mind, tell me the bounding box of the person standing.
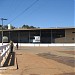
[10,41,14,53]
[16,42,18,50]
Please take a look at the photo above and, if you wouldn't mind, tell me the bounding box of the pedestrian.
[16,42,18,50]
[10,41,14,53]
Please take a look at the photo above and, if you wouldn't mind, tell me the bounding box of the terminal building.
[0,27,75,43]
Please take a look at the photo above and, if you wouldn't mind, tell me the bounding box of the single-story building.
[0,27,75,43]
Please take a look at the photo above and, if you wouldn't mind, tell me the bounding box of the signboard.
[33,36,40,43]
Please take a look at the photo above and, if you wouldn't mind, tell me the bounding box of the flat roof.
[0,27,75,31]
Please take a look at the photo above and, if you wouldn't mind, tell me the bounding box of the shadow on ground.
[58,72,75,75]
[3,52,15,67]
[37,53,75,67]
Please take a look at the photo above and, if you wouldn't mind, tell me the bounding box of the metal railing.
[0,44,10,67]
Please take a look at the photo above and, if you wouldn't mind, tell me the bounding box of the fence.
[0,44,10,67]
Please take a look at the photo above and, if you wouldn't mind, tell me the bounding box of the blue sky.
[0,0,74,28]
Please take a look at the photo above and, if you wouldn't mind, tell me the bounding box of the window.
[72,32,75,33]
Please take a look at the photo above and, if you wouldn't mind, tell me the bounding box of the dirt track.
[0,46,75,75]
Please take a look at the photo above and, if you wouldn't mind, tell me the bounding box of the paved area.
[0,46,75,75]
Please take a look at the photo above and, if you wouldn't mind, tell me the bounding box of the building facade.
[0,28,75,43]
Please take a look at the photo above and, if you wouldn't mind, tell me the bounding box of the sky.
[0,0,74,28]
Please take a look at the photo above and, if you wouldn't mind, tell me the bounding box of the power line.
[7,0,39,24]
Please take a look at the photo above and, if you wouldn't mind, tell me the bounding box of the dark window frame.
[72,32,75,33]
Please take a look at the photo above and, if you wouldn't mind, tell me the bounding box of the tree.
[22,25,30,29]
[11,25,15,29]
[3,25,8,29]
[0,25,2,27]
[3,25,15,29]
[0,25,7,30]
[22,24,37,29]
[0,25,2,30]
[30,26,36,28]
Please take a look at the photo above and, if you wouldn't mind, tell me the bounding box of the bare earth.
[59,51,75,55]
[0,46,75,75]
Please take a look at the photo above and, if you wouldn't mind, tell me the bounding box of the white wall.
[0,43,9,46]
[11,43,75,47]
[0,43,75,47]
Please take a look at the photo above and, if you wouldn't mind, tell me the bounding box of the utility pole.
[0,18,7,45]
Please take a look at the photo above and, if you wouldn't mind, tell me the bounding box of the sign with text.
[33,36,40,43]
